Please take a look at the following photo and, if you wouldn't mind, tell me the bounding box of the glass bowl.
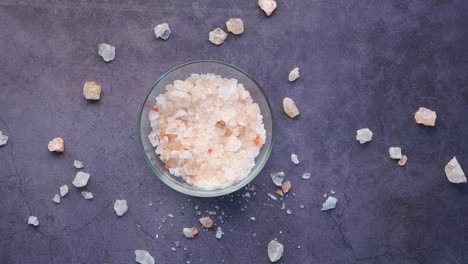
[138,60,274,197]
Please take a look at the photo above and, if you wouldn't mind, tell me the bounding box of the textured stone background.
[1,0,468,263]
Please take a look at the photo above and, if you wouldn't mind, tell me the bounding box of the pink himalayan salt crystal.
[258,0,277,16]
[398,155,408,166]
[199,216,214,228]
[48,137,64,152]
[182,227,199,238]
[445,157,467,184]
[226,18,244,35]
[414,107,436,126]
[209,28,227,45]
[283,97,300,118]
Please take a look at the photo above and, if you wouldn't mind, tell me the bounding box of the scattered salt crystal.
[276,189,284,196]
[291,153,300,164]
[250,216,256,221]
[175,241,181,247]
[226,18,244,35]
[73,160,83,169]
[81,191,93,200]
[280,202,285,210]
[209,28,228,45]
[330,190,335,194]
[72,172,90,187]
[28,216,39,226]
[135,250,155,264]
[168,213,175,219]
[183,227,198,238]
[445,157,467,184]
[267,193,278,201]
[83,81,102,100]
[171,247,176,251]
[245,192,251,198]
[114,199,128,216]
[199,216,214,228]
[299,205,305,209]
[283,97,300,118]
[414,107,437,126]
[398,155,408,166]
[97,43,115,62]
[301,172,311,180]
[389,147,402,160]
[215,227,224,239]
[356,128,373,144]
[323,193,327,197]
[154,23,171,40]
[288,67,300,82]
[281,180,291,194]
[258,0,277,16]
[286,209,292,215]
[0,130,8,146]
[48,137,64,152]
[270,171,285,186]
[52,194,60,204]
[208,211,216,215]
[267,240,284,262]
[321,196,338,211]
[59,185,68,197]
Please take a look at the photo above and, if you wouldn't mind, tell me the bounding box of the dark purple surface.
[1,1,468,263]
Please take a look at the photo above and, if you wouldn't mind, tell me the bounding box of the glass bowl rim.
[137,60,274,197]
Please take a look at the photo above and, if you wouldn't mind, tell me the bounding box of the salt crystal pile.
[52,194,60,204]
[356,128,373,144]
[398,155,408,166]
[445,157,467,184]
[81,191,94,200]
[226,18,244,35]
[215,227,224,239]
[291,153,299,164]
[154,23,171,40]
[83,81,102,100]
[199,216,213,228]
[59,185,68,197]
[183,227,198,238]
[388,147,402,160]
[135,250,155,264]
[267,240,284,262]
[288,67,300,82]
[0,130,8,146]
[283,97,300,118]
[74,160,83,169]
[209,28,228,45]
[258,0,277,16]
[97,43,115,62]
[114,199,128,216]
[28,216,39,226]
[321,196,338,211]
[270,171,285,186]
[48,137,64,152]
[414,107,437,126]
[72,172,90,187]
[148,74,266,190]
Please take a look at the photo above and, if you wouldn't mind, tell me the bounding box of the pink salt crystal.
[283,97,300,118]
[398,155,408,166]
[48,137,64,152]
[258,0,277,16]
[414,107,437,126]
[199,216,214,228]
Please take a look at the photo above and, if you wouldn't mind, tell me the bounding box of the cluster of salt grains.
[148,73,266,190]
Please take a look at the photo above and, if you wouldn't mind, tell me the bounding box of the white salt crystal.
[270,171,285,186]
[97,43,115,62]
[59,185,68,197]
[81,191,93,200]
[72,172,90,187]
[258,0,277,16]
[48,137,64,152]
[267,240,284,262]
[209,28,227,45]
[283,97,300,118]
[135,250,155,264]
[280,202,285,210]
[445,157,467,184]
[389,147,402,160]
[286,209,292,215]
[73,160,83,169]
[154,23,171,40]
[215,227,224,239]
[183,227,198,238]
[250,216,256,221]
[83,81,102,100]
[0,130,8,146]
[291,153,299,164]
[356,128,373,144]
[52,194,60,204]
[114,199,128,216]
[321,196,338,211]
[414,107,437,126]
[301,172,311,180]
[267,193,277,201]
[288,67,300,82]
[226,135,242,152]
[28,216,39,226]
[168,213,175,218]
[226,18,244,35]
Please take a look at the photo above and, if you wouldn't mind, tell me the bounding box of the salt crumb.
[113,199,128,216]
[81,191,93,200]
[445,157,467,184]
[389,147,402,160]
[215,227,224,239]
[291,153,300,164]
[52,194,60,204]
[73,160,83,169]
[0,130,8,146]
[267,193,278,201]
[59,185,68,197]
[286,209,292,215]
[250,216,256,221]
[283,97,300,118]
[288,67,300,82]
[28,216,39,226]
[168,213,175,219]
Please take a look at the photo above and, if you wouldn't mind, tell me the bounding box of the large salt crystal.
[0,130,8,146]
[135,250,155,264]
[59,185,69,197]
[97,43,115,62]
[183,227,198,238]
[389,147,402,160]
[414,107,436,126]
[258,0,277,16]
[226,18,244,35]
[73,160,84,169]
[209,28,228,45]
[321,196,338,211]
[291,153,299,164]
[114,199,128,216]
[154,23,171,40]
[83,81,102,100]
[48,137,64,152]
[226,135,242,152]
[72,172,90,187]
[271,171,285,186]
[445,157,467,184]
[267,240,284,262]
[356,128,373,144]
[52,194,60,204]
[288,67,300,82]
[81,191,94,200]
[283,97,300,118]
[28,216,39,226]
